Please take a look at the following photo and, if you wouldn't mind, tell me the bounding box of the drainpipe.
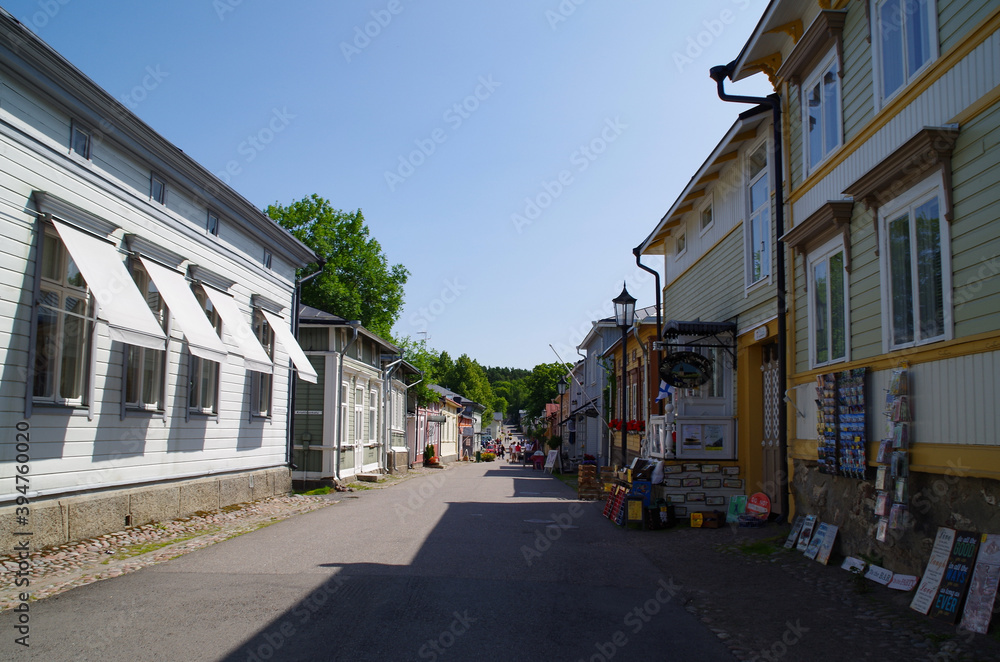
[632,248,662,417]
[632,326,650,448]
[334,320,361,481]
[287,260,325,470]
[709,62,788,520]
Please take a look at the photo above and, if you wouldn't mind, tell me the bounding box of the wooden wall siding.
[0,86,304,502]
[792,28,1000,226]
[840,3,875,146]
[939,1,998,55]
[868,351,1000,446]
[787,83,803,191]
[950,100,1000,338]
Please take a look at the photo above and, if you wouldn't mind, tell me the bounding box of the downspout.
[287,260,325,469]
[709,62,789,520]
[335,320,361,481]
[632,326,650,449]
[632,248,662,416]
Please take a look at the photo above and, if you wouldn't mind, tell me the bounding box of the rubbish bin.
[475,451,481,463]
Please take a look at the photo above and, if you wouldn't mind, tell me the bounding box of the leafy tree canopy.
[267,194,408,338]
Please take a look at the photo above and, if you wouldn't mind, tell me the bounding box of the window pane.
[60,312,88,400]
[66,255,85,289]
[823,67,839,156]
[814,260,829,364]
[889,214,914,345]
[126,345,142,404]
[750,176,768,212]
[72,127,89,156]
[41,234,60,281]
[143,349,161,406]
[830,251,846,360]
[807,82,822,170]
[915,197,943,340]
[906,0,931,77]
[880,0,905,98]
[748,144,767,180]
[33,306,58,398]
[700,205,713,230]
[201,361,218,412]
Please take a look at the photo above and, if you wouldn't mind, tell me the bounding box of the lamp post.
[613,283,636,469]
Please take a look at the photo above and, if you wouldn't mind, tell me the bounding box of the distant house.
[293,305,419,483]
[0,12,317,551]
[577,317,619,464]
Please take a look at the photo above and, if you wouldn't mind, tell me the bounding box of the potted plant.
[547,435,563,450]
[423,444,438,466]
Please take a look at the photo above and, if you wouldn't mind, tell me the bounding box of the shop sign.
[659,351,713,388]
[746,492,771,519]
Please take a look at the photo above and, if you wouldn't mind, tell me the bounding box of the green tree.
[394,335,440,406]
[524,362,571,418]
[266,194,409,338]
[442,354,495,422]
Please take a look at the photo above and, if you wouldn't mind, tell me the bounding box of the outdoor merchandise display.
[876,367,910,540]
[814,368,868,478]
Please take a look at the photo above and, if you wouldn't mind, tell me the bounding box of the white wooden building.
[0,12,317,550]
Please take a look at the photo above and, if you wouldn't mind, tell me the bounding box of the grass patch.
[102,531,208,563]
[299,486,333,495]
[552,472,578,490]
[733,535,787,557]
[345,482,375,491]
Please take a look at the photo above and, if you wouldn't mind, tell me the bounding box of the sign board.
[960,534,1000,634]
[911,527,957,614]
[746,492,771,519]
[659,351,714,388]
[930,530,980,623]
[753,325,768,341]
[543,450,559,473]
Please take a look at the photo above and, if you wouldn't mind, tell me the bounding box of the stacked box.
[577,465,603,500]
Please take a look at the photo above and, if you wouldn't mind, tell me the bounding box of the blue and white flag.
[655,380,673,402]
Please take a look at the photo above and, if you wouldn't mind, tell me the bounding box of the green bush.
[480,452,496,462]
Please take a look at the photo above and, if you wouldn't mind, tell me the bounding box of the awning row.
[51,220,317,383]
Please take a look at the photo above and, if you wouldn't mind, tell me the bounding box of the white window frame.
[369,387,378,443]
[801,49,843,177]
[70,121,91,160]
[189,287,222,417]
[354,385,364,444]
[250,308,275,418]
[151,174,166,205]
[871,0,939,110]
[699,196,715,236]
[675,229,687,257]
[32,227,96,408]
[340,381,349,447]
[878,171,952,352]
[207,210,220,237]
[808,236,851,369]
[124,259,168,413]
[745,139,771,290]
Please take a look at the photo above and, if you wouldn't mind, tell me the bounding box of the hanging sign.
[659,351,714,388]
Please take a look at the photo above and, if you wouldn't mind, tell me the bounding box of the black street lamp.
[612,283,636,469]
[557,376,567,447]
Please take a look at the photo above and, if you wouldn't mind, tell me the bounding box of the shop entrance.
[760,342,783,516]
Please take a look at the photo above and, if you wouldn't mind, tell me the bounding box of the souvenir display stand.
[875,367,910,541]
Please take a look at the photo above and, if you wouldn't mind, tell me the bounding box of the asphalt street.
[2,462,732,662]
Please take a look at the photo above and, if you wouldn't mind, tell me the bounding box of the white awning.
[139,258,229,364]
[201,287,273,374]
[51,220,166,350]
[261,309,318,384]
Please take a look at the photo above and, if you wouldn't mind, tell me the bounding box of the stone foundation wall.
[0,466,291,553]
[792,459,1000,575]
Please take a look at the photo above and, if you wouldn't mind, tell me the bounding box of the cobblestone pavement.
[0,466,448,613]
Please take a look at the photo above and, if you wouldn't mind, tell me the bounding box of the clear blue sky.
[4,0,772,369]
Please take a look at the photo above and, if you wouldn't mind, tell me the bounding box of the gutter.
[633,247,662,416]
[709,61,789,521]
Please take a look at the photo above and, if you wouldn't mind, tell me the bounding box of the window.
[71,122,91,159]
[369,388,378,442]
[151,175,166,205]
[341,382,348,445]
[250,309,274,417]
[699,202,714,234]
[809,239,849,366]
[880,174,950,349]
[263,250,272,269]
[698,347,727,399]
[675,231,687,256]
[124,260,167,411]
[189,287,222,414]
[354,386,364,443]
[746,141,770,286]
[874,0,937,104]
[207,211,220,237]
[32,229,94,405]
[803,52,841,174]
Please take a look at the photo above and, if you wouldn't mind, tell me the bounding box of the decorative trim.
[189,264,235,292]
[251,293,285,315]
[777,11,847,85]
[765,19,803,44]
[780,200,854,271]
[32,190,118,238]
[842,126,959,254]
[124,234,186,270]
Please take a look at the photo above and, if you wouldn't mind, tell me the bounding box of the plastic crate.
[738,514,767,528]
